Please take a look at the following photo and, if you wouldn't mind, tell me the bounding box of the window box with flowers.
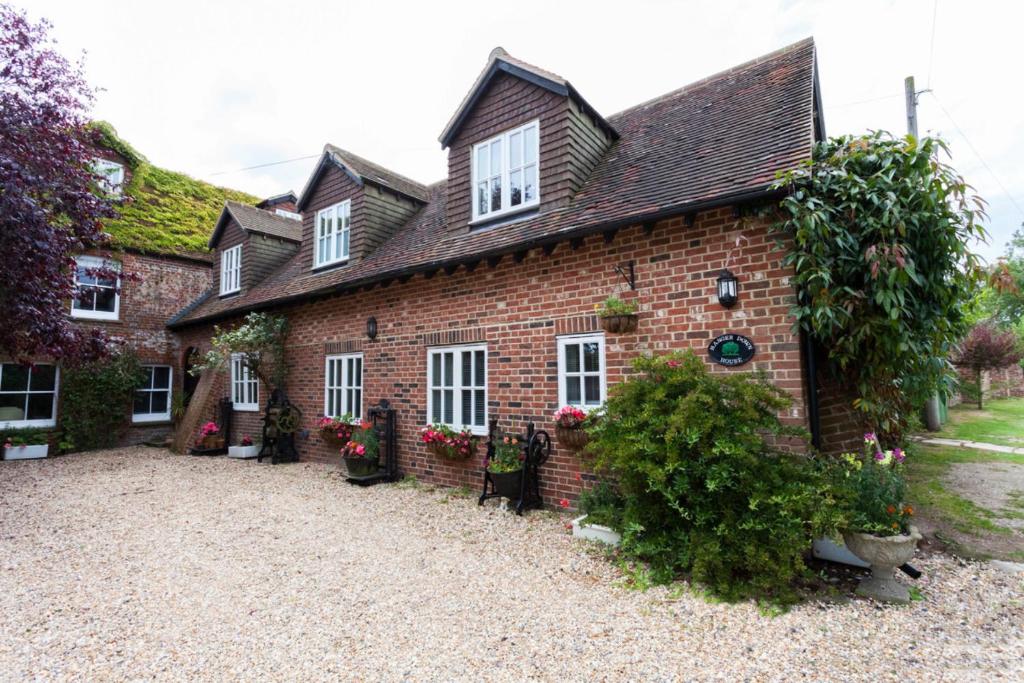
[830,433,922,604]
[596,296,638,334]
[486,433,524,500]
[196,421,224,450]
[341,421,379,478]
[317,414,355,450]
[228,434,260,459]
[421,424,478,461]
[553,406,590,452]
[2,429,50,460]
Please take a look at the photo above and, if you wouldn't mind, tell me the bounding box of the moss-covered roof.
[89,122,260,259]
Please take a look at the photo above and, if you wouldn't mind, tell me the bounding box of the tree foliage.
[0,4,119,361]
[191,313,289,392]
[774,132,987,438]
[587,351,841,604]
[61,346,146,451]
[951,322,1023,409]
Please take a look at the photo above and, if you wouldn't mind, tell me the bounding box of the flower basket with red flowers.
[317,414,355,449]
[341,420,380,477]
[553,406,590,451]
[420,424,478,460]
[198,421,224,449]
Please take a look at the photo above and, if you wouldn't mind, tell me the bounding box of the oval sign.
[708,333,756,367]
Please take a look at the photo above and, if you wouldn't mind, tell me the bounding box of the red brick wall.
[178,207,818,505]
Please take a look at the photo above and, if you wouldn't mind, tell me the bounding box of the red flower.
[559,498,570,508]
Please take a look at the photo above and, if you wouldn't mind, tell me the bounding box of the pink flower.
[893,448,905,463]
[666,360,680,368]
[874,451,885,461]
[559,498,570,508]
[864,432,877,444]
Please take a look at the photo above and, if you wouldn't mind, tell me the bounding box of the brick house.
[169,38,862,501]
[0,125,259,449]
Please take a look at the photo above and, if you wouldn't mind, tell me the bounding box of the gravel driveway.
[1,448,1021,681]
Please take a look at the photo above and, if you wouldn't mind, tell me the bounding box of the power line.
[928,92,1024,219]
[926,0,939,89]
[209,154,319,177]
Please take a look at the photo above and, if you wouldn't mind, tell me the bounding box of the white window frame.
[70,255,120,321]
[324,353,363,421]
[220,244,242,295]
[314,200,351,269]
[230,353,259,412]
[93,157,125,196]
[557,333,607,411]
[426,343,488,436]
[471,119,540,223]
[0,363,59,429]
[132,365,172,423]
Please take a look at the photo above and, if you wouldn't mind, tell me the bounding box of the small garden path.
[1,448,1021,681]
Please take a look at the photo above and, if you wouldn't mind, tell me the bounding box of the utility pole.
[908,74,943,431]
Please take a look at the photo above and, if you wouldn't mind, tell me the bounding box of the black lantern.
[366,316,378,341]
[716,269,738,308]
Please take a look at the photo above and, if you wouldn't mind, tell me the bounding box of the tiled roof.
[170,38,818,328]
[302,145,431,204]
[208,201,302,247]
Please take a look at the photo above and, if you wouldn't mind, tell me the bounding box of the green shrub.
[578,480,625,529]
[587,351,841,603]
[1,427,50,447]
[61,347,146,451]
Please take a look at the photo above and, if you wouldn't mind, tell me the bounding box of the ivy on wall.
[773,132,987,440]
[61,347,146,451]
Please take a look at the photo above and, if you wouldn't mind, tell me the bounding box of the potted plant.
[341,421,379,477]
[420,424,478,460]
[198,421,224,450]
[228,434,260,459]
[571,480,623,546]
[595,295,638,334]
[553,406,590,451]
[487,434,524,500]
[317,415,355,449]
[2,429,50,460]
[834,433,921,604]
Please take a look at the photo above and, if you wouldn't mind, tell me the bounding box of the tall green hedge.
[61,347,145,451]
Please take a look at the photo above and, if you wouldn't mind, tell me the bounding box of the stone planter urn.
[842,526,922,604]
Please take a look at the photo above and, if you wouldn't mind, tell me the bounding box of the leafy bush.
[488,433,523,473]
[587,351,841,602]
[61,347,145,451]
[578,480,624,529]
[191,312,288,391]
[774,132,987,439]
[1,427,50,447]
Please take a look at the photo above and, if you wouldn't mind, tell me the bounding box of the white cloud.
[22,0,1023,260]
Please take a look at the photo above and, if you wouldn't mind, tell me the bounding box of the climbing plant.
[773,132,987,440]
[61,347,146,451]
[191,313,289,391]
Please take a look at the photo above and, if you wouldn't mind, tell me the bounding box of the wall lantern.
[716,269,739,308]
[366,316,378,341]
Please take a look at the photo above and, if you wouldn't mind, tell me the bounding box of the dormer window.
[314,200,351,268]
[471,120,539,222]
[92,158,125,196]
[220,244,241,295]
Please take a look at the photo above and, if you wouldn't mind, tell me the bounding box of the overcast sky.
[21,0,1024,261]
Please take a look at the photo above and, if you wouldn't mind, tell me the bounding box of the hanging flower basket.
[316,416,354,449]
[555,425,589,451]
[599,313,638,334]
[421,425,478,460]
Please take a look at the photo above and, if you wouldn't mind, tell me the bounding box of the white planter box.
[3,444,49,460]
[812,537,870,568]
[572,514,621,546]
[227,444,260,459]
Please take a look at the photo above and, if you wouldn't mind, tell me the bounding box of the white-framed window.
[557,334,606,410]
[0,363,59,428]
[427,344,487,434]
[220,245,242,295]
[71,255,120,321]
[314,200,351,268]
[325,353,363,420]
[93,157,125,196]
[275,208,302,220]
[132,365,172,423]
[230,353,259,411]
[471,120,539,222]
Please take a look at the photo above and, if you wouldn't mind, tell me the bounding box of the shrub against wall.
[587,351,841,603]
[61,348,145,451]
[774,132,987,440]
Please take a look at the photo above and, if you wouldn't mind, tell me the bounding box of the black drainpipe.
[802,329,822,451]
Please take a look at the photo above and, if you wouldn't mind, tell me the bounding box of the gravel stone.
[1,448,1021,681]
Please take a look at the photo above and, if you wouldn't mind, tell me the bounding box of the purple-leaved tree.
[0,3,121,362]
[952,322,1023,409]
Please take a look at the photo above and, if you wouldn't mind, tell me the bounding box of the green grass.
[938,397,1024,448]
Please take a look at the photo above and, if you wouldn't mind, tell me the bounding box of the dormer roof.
[256,191,298,210]
[296,144,430,210]
[208,200,303,248]
[438,47,618,148]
